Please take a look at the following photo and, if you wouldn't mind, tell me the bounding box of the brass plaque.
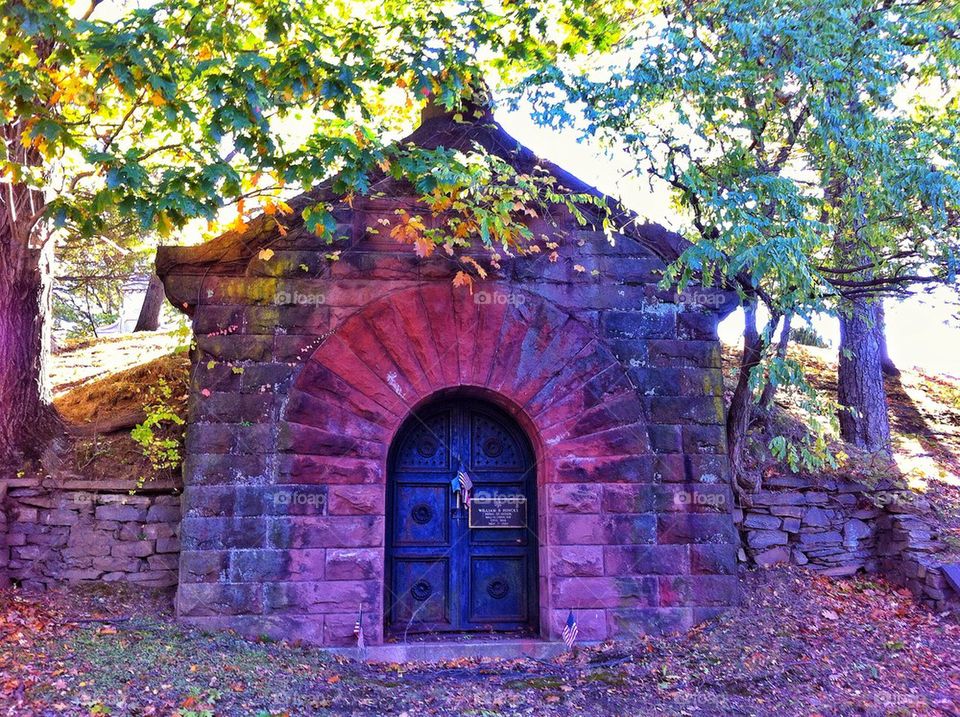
[469,496,527,529]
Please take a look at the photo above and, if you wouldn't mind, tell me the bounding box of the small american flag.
[457,467,474,505]
[562,610,578,649]
[354,605,365,650]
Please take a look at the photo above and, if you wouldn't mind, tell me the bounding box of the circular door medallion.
[487,579,510,600]
[416,436,439,458]
[411,580,433,602]
[482,436,504,458]
[411,503,433,525]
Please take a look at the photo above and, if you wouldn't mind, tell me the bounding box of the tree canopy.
[521,0,960,477]
[2,0,635,247]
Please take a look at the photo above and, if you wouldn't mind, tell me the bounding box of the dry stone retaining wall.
[1,479,180,591]
[738,474,959,613]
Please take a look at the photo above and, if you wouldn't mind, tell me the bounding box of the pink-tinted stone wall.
[161,196,740,646]
[2,479,180,591]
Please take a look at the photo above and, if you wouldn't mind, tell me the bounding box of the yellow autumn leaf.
[157,212,174,237]
[258,248,275,261]
[149,91,166,107]
[573,264,586,273]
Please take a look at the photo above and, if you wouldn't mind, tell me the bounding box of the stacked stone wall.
[0,482,8,588]
[738,474,958,613]
[2,479,180,591]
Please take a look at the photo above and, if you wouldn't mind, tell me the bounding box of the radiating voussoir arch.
[279,283,648,483]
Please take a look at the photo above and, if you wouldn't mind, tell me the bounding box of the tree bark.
[0,237,61,469]
[877,302,900,377]
[837,298,891,452]
[133,273,165,332]
[727,299,765,491]
[759,312,792,411]
[0,117,62,471]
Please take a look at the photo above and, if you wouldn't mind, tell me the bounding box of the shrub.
[790,325,829,348]
[131,378,186,472]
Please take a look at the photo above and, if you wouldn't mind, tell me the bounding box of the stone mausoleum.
[156,100,740,648]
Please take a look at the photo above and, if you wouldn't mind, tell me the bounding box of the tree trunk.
[133,273,165,332]
[759,312,792,411]
[877,302,900,377]
[837,298,891,452]
[0,239,61,469]
[0,117,61,471]
[727,299,765,491]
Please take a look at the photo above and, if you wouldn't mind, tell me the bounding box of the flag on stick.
[354,604,365,650]
[562,610,578,649]
[457,467,474,505]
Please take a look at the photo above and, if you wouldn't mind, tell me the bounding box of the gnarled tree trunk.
[759,312,792,411]
[877,302,900,377]
[0,121,61,471]
[727,298,765,491]
[0,236,61,470]
[837,298,891,452]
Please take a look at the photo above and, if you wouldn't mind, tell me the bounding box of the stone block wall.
[2,479,181,591]
[738,474,959,613]
[158,194,743,646]
[876,511,959,613]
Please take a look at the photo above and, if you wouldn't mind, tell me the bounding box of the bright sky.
[499,107,960,378]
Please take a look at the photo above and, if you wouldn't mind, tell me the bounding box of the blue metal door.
[386,399,538,636]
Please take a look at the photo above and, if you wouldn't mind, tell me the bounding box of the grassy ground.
[2,566,958,716]
[48,333,189,485]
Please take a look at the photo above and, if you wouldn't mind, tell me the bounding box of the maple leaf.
[452,271,473,293]
[413,236,435,258]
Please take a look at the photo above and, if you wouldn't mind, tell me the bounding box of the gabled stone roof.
[156,101,691,286]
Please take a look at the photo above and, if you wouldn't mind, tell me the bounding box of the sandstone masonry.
[156,104,742,646]
[1,478,180,591]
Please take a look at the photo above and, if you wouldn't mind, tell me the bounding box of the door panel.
[386,400,538,636]
[391,558,451,627]
[393,485,449,546]
[469,556,528,623]
[394,412,451,471]
[469,413,526,470]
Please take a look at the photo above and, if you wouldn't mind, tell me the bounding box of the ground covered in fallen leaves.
[2,566,958,716]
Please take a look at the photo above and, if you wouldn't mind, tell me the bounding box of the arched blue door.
[386,398,538,636]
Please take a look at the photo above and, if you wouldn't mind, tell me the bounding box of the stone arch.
[282,282,648,478]
[279,282,650,640]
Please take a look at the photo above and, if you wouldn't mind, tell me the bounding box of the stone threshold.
[325,638,583,663]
